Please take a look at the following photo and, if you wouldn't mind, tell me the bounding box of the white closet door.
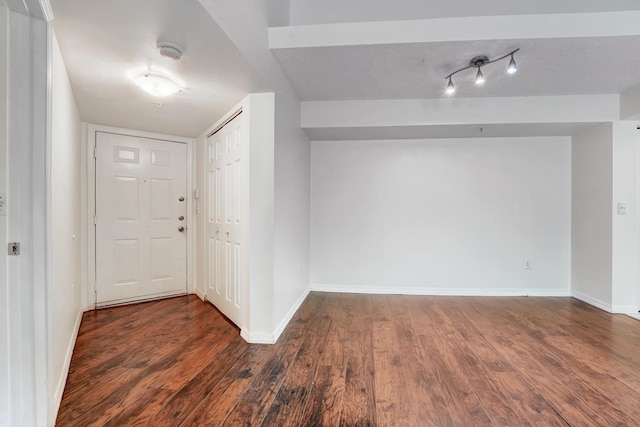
[95,132,187,305]
[206,113,247,326]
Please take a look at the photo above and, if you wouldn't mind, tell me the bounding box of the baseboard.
[240,287,311,345]
[194,287,206,302]
[611,304,639,314]
[272,287,311,343]
[240,329,275,344]
[571,290,612,313]
[51,307,83,425]
[310,283,571,297]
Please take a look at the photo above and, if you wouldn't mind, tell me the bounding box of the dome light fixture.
[444,48,519,95]
[133,71,183,97]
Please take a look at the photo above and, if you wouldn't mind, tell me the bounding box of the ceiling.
[51,0,269,137]
[50,1,640,141]
[272,36,640,101]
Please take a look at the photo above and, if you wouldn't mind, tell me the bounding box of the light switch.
[617,201,628,215]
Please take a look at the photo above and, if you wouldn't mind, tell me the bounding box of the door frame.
[86,124,195,308]
[5,0,53,425]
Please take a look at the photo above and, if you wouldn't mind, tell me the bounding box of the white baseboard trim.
[240,329,275,344]
[611,304,639,314]
[51,308,83,425]
[240,287,311,345]
[0,413,10,427]
[272,287,311,343]
[194,287,206,302]
[571,290,612,313]
[310,284,571,297]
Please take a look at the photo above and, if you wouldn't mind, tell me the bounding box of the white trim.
[95,291,187,309]
[571,290,613,312]
[50,308,82,425]
[311,283,571,297]
[611,304,639,314]
[85,124,195,308]
[194,287,206,302]
[272,287,310,343]
[240,329,275,344]
[6,8,50,426]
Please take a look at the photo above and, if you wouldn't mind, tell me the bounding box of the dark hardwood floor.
[56,293,640,426]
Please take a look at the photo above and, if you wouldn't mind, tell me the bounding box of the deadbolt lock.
[178,226,185,232]
[178,196,185,202]
[178,215,185,221]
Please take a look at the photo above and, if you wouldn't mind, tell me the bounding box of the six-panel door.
[95,132,187,305]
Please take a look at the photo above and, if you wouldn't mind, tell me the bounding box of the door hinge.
[93,146,97,158]
[93,214,97,225]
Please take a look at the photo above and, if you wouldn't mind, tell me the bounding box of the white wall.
[611,122,639,312]
[0,4,9,425]
[197,0,311,339]
[50,32,83,422]
[289,0,640,25]
[621,83,640,120]
[311,137,571,294]
[571,123,614,308]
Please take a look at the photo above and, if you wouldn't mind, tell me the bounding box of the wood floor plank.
[149,337,250,425]
[299,294,352,426]
[440,299,570,426]
[339,294,378,427]
[261,314,332,426]
[460,298,632,426]
[57,293,640,426]
[177,344,272,426]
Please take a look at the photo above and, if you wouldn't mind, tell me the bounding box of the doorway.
[90,128,193,307]
[205,111,247,327]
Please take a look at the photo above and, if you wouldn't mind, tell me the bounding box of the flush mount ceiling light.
[133,71,183,97]
[444,48,519,95]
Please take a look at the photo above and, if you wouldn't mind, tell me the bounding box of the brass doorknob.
[178,226,185,232]
[178,196,185,202]
[178,215,185,221]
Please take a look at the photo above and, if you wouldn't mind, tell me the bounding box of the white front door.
[95,132,188,305]
[206,113,247,326]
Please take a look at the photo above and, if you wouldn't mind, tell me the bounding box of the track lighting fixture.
[444,48,519,95]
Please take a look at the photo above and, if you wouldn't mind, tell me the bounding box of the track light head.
[507,55,517,74]
[446,77,455,95]
[475,68,485,85]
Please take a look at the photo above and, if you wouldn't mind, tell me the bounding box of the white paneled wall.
[311,137,571,294]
